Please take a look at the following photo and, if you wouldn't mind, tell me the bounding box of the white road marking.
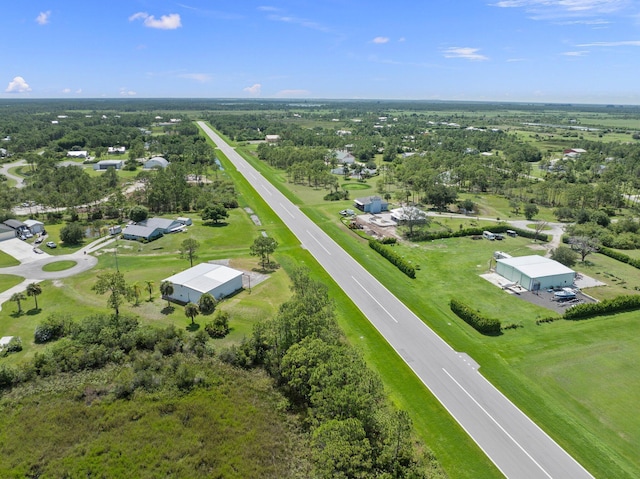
[441,368,553,479]
[351,276,399,323]
[307,230,331,255]
[262,184,272,196]
[280,203,295,218]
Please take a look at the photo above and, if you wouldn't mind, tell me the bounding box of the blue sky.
[3,0,640,104]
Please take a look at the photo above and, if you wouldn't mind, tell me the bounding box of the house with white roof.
[163,263,243,303]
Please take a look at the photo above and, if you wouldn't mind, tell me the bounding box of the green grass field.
[0,251,20,268]
[41,260,77,272]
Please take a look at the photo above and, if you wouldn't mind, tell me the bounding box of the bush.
[34,314,73,344]
[368,240,415,278]
[564,295,640,320]
[449,299,501,334]
[410,225,549,243]
[205,310,230,338]
[60,222,85,245]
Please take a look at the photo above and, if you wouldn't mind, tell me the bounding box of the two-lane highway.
[199,121,594,479]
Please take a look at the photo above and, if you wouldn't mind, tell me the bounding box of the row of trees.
[221,268,439,478]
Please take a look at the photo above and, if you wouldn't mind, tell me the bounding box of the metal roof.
[497,255,575,278]
[164,263,243,293]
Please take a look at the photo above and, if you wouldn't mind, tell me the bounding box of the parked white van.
[483,231,496,240]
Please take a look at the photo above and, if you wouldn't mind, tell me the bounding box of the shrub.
[564,295,640,320]
[449,299,501,334]
[205,310,230,338]
[368,240,415,278]
[34,314,73,344]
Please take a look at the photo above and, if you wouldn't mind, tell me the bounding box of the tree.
[250,236,278,269]
[179,238,200,267]
[60,222,84,245]
[130,281,142,306]
[311,418,373,479]
[184,302,200,325]
[524,203,539,220]
[92,271,130,317]
[569,236,599,262]
[205,310,230,338]
[10,292,26,314]
[145,280,154,301]
[198,292,217,315]
[398,206,428,238]
[533,220,549,243]
[129,205,149,223]
[160,281,174,307]
[551,246,578,267]
[201,203,229,224]
[26,282,42,310]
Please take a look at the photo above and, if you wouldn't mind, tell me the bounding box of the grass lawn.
[42,260,77,272]
[0,251,20,268]
[0,275,24,296]
[230,137,640,479]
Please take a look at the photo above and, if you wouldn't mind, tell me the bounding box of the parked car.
[46,241,57,248]
[34,237,43,244]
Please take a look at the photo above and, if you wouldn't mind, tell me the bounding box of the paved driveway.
[0,238,50,263]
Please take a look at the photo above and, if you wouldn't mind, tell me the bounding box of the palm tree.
[130,281,142,306]
[145,280,154,301]
[184,302,200,325]
[160,281,174,308]
[10,292,26,314]
[26,282,42,310]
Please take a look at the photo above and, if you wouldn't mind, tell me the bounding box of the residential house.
[122,217,183,242]
[354,196,388,214]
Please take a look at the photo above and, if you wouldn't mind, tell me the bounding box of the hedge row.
[449,298,501,334]
[368,240,416,278]
[598,246,640,270]
[564,294,640,320]
[413,225,549,242]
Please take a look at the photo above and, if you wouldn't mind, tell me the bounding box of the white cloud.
[274,89,310,98]
[129,12,182,30]
[36,10,51,25]
[119,88,137,96]
[76,89,82,94]
[562,50,590,56]
[62,88,72,94]
[490,0,630,20]
[179,73,212,82]
[243,83,262,96]
[577,40,640,46]
[372,36,390,44]
[5,76,31,93]
[443,47,489,61]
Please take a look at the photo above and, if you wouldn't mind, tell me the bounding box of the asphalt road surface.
[198,122,594,479]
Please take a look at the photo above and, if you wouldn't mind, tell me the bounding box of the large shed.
[163,263,243,304]
[496,255,576,291]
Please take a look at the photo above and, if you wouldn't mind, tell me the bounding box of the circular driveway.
[0,236,113,310]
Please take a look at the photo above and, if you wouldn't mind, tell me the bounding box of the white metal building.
[495,255,576,291]
[163,263,243,304]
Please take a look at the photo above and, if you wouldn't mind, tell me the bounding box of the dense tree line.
[222,268,442,478]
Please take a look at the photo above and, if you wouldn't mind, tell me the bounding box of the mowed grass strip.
[230,136,640,478]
